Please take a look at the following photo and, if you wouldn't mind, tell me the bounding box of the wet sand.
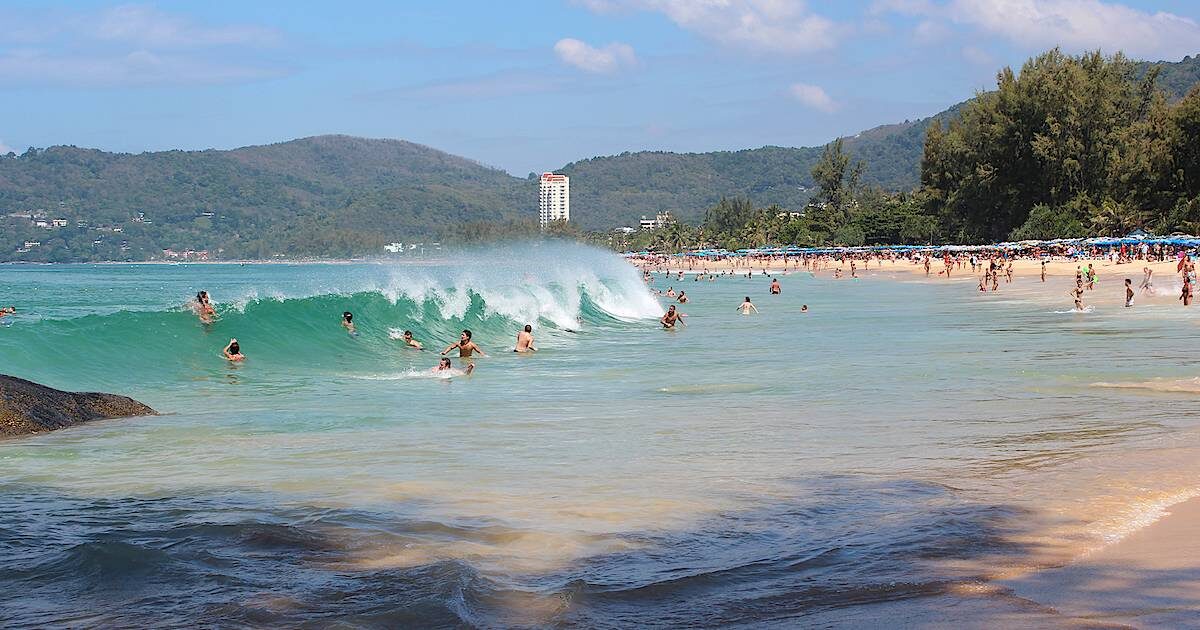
[1003,496,1200,627]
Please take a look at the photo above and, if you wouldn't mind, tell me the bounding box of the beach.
[3,243,1200,626]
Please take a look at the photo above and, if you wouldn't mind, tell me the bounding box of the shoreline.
[1002,495,1200,626]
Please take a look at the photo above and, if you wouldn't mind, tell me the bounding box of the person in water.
[1125,278,1134,307]
[677,291,689,304]
[1070,285,1085,312]
[665,287,676,298]
[195,291,216,324]
[737,297,759,315]
[1140,267,1155,295]
[1041,260,1047,283]
[341,311,356,334]
[442,329,486,358]
[400,330,422,350]
[0,306,14,318]
[801,304,808,313]
[223,338,245,362]
[660,304,685,329]
[432,357,475,375]
[769,278,781,294]
[515,324,537,353]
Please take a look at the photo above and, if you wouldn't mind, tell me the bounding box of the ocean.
[3,242,1200,627]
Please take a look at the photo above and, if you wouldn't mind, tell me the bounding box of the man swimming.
[515,324,537,353]
[737,297,759,315]
[660,304,685,329]
[223,338,245,362]
[0,306,14,318]
[442,329,486,358]
[341,311,356,334]
[400,330,423,350]
[769,278,781,294]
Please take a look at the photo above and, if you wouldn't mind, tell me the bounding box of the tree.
[811,138,862,227]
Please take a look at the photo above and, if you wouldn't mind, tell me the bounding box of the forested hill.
[0,136,531,260]
[562,54,1199,228]
[2,53,1196,261]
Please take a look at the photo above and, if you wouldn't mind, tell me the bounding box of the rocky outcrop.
[0,375,156,437]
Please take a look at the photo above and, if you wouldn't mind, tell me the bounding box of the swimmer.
[432,357,475,375]
[801,304,808,313]
[660,304,685,329]
[677,291,689,304]
[400,330,423,350]
[223,338,245,362]
[665,287,676,298]
[341,311,356,334]
[442,329,486,358]
[769,278,781,294]
[195,291,216,324]
[514,324,537,353]
[1125,278,1134,307]
[0,306,14,318]
[737,296,759,315]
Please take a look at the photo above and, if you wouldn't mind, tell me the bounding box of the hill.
[0,136,531,261]
[1,53,1195,260]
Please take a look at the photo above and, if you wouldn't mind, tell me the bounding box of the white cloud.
[575,0,842,55]
[91,4,280,48]
[789,82,835,112]
[872,0,1200,61]
[0,4,286,87]
[0,49,286,87]
[961,45,996,66]
[554,38,637,73]
[948,0,1200,60]
[913,19,950,44]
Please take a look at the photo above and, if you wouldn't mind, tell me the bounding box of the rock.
[0,375,156,437]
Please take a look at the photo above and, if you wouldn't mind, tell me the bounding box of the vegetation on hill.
[1,50,1196,261]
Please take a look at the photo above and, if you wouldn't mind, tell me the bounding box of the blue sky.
[2,1,1199,175]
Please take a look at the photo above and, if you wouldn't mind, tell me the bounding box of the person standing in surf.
[1070,284,1085,312]
[515,325,537,353]
[737,297,759,315]
[1140,267,1155,295]
[1125,279,1134,307]
[661,305,685,329]
[442,329,486,358]
[769,278,781,294]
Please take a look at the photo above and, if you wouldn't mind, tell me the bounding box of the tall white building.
[538,173,569,227]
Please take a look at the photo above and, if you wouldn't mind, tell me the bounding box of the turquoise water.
[4,244,1200,627]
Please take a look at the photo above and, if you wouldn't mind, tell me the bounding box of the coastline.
[1002,495,1200,626]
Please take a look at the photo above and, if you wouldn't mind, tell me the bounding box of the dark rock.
[0,375,156,437]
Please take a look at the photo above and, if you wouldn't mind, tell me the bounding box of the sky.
[2,0,1199,175]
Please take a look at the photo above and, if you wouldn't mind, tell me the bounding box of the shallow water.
[3,246,1200,627]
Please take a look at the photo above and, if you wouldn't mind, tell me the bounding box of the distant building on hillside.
[538,173,569,227]
[640,210,673,231]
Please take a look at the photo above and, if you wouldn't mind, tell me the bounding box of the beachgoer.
[400,330,423,350]
[770,278,781,294]
[1140,267,1155,295]
[195,291,216,324]
[515,324,537,353]
[341,311,356,334]
[661,304,685,329]
[433,357,475,375]
[677,291,689,304]
[442,329,486,358]
[1041,260,1047,283]
[1086,264,1096,290]
[1071,286,1085,311]
[801,304,808,313]
[737,296,759,315]
[0,306,14,318]
[665,287,676,298]
[223,338,245,362]
[1125,279,1134,307]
